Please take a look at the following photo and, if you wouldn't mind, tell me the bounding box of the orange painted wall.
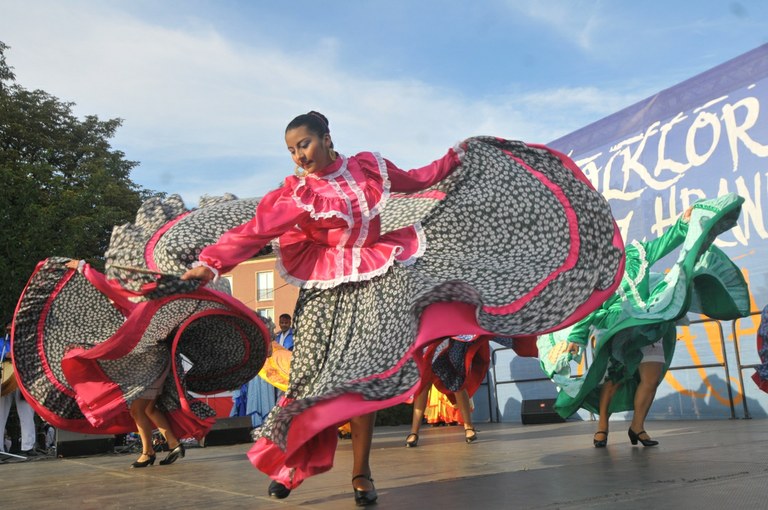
[223,253,299,335]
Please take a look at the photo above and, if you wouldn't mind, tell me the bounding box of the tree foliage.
[0,41,160,324]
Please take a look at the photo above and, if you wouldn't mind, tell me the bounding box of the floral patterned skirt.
[248,137,626,488]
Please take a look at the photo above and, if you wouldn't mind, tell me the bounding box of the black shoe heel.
[130,453,156,468]
[465,427,477,444]
[628,428,659,447]
[352,474,377,506]
[159,443,185,465]
[405,433,419,448]
[268,480,291,499]
[593,430,608,448]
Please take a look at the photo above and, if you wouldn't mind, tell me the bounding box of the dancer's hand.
[682,206,693,223]
[180,265,214,283]
[566,342,581,355]
[65,259,84,271]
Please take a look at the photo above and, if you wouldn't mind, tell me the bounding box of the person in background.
[405,335,489,447]
[406,386,476,446]
[1,322,38,457]
[275,314,294,351]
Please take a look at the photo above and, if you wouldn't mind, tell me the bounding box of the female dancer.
[12,195,271,470]
[182,111,625,505]
[406,335,490,446]
[64,260,186,467]
[554,195,750,447]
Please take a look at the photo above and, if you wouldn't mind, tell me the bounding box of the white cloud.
[0,0,641,204]
[502,0,605,51]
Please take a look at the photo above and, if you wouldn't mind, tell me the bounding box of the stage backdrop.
[490,44,768,423]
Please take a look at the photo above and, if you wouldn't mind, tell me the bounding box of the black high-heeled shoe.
[159,443,185,465]
[628,427,659,447]
[465,427,477,444]
[130,453,156,468]
[352,474,377,506]
[405,433,419,448]
[268,480,291,499]
[593,430,608,448]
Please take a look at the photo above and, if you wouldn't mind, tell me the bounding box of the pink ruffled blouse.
[199,149,461,289]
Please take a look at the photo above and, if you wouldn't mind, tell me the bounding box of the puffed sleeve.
[642,216,690,266]
[386,148,462,193]
[199,186,309,274]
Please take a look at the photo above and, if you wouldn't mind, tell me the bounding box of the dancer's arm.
[182,188,308,282]
[386,144,465,193]
[642,206,692,265]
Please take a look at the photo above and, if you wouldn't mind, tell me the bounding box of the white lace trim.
[453,141,466,162]
[323,170,354,277]
[341,162,372,278]
[291,155,354,229]
[368,152,391,219]
[616,240,648,309]
[397,222,427,266]
[192,260,219,282]
[271,240,401,290]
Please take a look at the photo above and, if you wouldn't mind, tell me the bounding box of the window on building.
[256,308,274,321]
[256,271,274,301]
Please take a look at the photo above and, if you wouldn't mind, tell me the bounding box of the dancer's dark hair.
[286,111,332,147]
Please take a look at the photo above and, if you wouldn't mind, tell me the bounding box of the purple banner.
[550,44,768,312]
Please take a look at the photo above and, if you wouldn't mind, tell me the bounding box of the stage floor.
[2,418,767,509]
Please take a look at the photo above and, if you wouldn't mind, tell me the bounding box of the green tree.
[0,41,160,324]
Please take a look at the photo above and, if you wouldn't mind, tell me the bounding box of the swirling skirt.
[12,258,270,439]
[248,137,626,487]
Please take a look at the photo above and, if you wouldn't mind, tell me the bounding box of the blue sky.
[2,0,768,205]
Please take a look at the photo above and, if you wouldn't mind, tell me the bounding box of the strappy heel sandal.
[405,432,419,448]
[465,427,477,444]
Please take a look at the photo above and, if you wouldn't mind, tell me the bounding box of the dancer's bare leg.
[409,386,429,436]
[129,398,156,462]
[630,361,664,440]
[350,412,376,491]
[453,388,476,440]
[145,400,180,449]
[596,380,619,442]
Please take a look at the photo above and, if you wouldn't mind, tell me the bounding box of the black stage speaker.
[56,430,115,457]
[521,398,565,425]
[202,416,253,447]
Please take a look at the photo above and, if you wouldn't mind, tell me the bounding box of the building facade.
[223,253,299,334]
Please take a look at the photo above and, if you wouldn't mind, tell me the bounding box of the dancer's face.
[286,125,333,174]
